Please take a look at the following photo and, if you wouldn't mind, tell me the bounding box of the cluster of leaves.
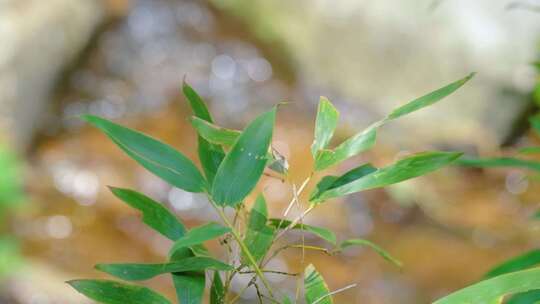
[67,73,539,304]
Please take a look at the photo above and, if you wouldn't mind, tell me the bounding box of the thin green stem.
[274,205,315,242]
[213,204,275,298]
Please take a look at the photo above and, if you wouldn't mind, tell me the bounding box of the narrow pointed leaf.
[433,268,540,304]
[82,115,206,192]
[170,222,230,257]
[315,151,462,202]
[191,118,286,174]
[210,271,225,304]
[68,279,171,304]
[170,242,205,304]
[109,187,185,241]
[96,257,233,281]
[269,219,336,245]
[183,81,212,121]
[184,82,225,185]
[484,250,540,279]
[340,239,402,268]
[172,273,205,304]
[457,157,540,172]
[309,176,339,202]
[243,194,275,263]
[388,73,474,120]
[314,74,474,171]
[310,164,376,201]
[107,184,208,301]
[191,117,240,147]
[315,126,377,171]
[506,289,540,304]
[312,97,339,157]
[305,264,333,304]
[212,108,276,206]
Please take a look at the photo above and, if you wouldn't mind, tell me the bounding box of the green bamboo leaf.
[310,164,377,201]
[183,81,212,121]
[212,108,276,206]
[190,118,286,174]
[96,257,233,281]
[170,242,205,304]
[108,187,186,241]
[433,268,540,304]
[184,81,225,185]
[457,157,540,172]
[268,219,336,245]
[305,264,333,304]
[506,289,540,304]
[312,97,339,157]
[82,115,206,192]
[170,222,230,257]
[190,117,241,147]
[314,126,377,171]
[484,250,540,279]
[339,239,402,268]
[210,271,225,304]
[388,73,475,120]
[315,151,462,202]
[309,176,339,202]
[172,273,205,304]
[68,279,171,304]
[314,73,474,171]
[243,194,275,263]
[108,186,209,303]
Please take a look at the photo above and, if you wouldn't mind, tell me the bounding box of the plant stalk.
[213,204,275,299]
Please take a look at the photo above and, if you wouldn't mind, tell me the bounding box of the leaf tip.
[94,264,107,273]
[79,114,97,123]
[182,74,188,86]
[66,279,78,287]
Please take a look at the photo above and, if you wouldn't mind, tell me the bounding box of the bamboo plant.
[68,72,540,303]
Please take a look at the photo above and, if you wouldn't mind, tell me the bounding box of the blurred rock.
[213,0,540,149]
[0,0,105,150]
[4,261,92,304]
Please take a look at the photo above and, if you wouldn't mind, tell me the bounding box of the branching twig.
[211,200,276,299]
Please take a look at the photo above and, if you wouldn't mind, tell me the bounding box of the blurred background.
[0,0,540,303]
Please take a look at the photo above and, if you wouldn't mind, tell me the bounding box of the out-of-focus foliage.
[454,60,540,304]
[0,145,24,212]
[0,144,24,278]
[458,62,540,173]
